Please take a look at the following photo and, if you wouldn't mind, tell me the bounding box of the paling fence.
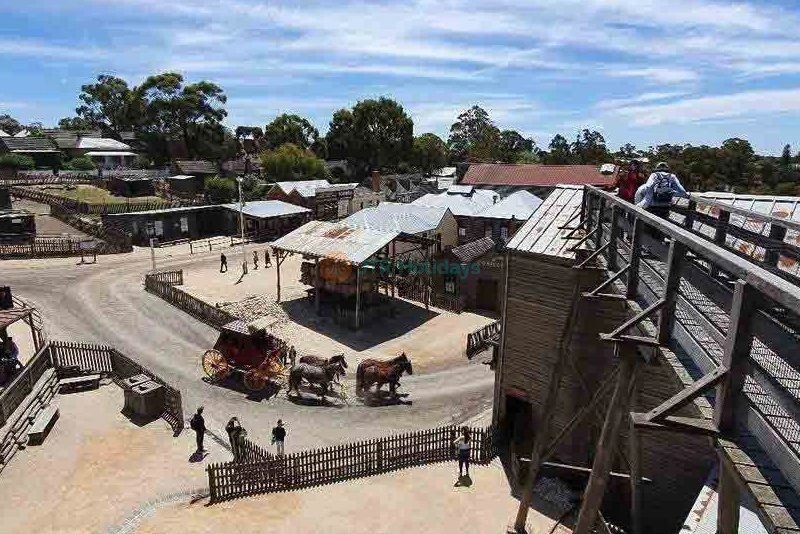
[47,340,184,435]
[207,424,498,503]
[11,186,174,215]
[144,270,236,330]
[0,236,94,258]
[466,320,501,358]
[397,284,464,314]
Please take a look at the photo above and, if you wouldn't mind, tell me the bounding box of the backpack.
[652,172,674,205]
[190,414,200,431]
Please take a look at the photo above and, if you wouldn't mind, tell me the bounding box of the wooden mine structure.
[493,185,800,533]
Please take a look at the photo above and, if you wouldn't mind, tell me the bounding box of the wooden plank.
[645,366,728,422]
[631,412,720,436]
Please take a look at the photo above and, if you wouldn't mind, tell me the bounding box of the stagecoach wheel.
[271,363,290,389]
[243,370,267,391]
[202,349,231,381]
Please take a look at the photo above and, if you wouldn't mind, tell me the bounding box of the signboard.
[180,216,189,233]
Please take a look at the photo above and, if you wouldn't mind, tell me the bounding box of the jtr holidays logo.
[319,251,353,283]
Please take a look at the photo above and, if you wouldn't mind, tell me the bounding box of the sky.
[1,0,799,155]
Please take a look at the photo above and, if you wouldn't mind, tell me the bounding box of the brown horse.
[298,354,347,383]
[356,353,413,397]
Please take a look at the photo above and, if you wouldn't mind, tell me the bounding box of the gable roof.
[505,184,584,260]
[273,179,332,198]
[478,190,543,220]
[40,129,103,149]
[0,136,59,153]
[174,159,218,174]
[271,220,398,265]
[451,236,496,263]
[222,200,311,219]
[76,137,132,151]
[411,187,499,216]
[0,129,8,137]
[462,163,617,188]
[342,202,450,235]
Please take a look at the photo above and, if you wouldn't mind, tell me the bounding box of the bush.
[259,143,330,181]
[62,157,97,171]
[204,176,237,204]
[773,182,799,196]
[0,153,35,170]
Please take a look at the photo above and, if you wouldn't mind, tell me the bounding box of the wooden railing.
[0,344,53,427]
[148,270,184,285]
[466,320,501,358]
[144,270,236,330]
[48,341,114,374]
[397,284,464,314]
[207,424,497,503]
[11,186,175,215]
[0,237,95,259]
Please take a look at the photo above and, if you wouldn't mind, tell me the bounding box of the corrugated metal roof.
[84,151,136,157]
[274,179,332,198]
[479,190,543,220]
[174,160,217,174]
[505,184,584,260]
[432,167,457,177]
[106,205,218,217]
[271,220,398,265]
[315,182,359,194]
[168,175,195,180]
[222,200,311,219]
[447,184,474,195]
[688,192,800,278]
[412,188,499,216]
[342,202,449,234]
[77,137,132,150]
[462,163,617,188]
[0,129,9,136]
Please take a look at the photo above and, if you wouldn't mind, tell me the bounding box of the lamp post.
[237,176,248,275]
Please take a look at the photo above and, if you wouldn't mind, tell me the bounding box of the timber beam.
[585,264,630,297]
[630,412,720,437]
[574,242,610,269]
[568,227,598,252]
[645,366,728,423]
[603,298,666,340]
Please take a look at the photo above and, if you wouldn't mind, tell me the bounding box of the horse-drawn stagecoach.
[201,317,289,391]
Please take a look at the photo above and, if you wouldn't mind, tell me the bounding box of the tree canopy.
[448,106,500,162]
[264,114,321,155]
[0,114,23,135]
[75,75,141,134]
[412,133,449,175]
[259,143,330,182]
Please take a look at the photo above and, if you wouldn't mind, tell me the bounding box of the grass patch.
[29,185,163,205]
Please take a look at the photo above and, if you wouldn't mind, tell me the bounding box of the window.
[154,220,164,237]
[458,227,466,238]
[444,275,457,295]
[500,226,508,240]
[180,216,189,234]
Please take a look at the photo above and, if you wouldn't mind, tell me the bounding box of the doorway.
[476,278,498,312]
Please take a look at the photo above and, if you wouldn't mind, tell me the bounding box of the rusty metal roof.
[505,184,584,260]
[461,163,617,188]
[270,220,398,265]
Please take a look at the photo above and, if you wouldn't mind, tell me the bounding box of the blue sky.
[1,0,800,155]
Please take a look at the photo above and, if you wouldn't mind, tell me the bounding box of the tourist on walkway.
[190,406,206,453]
[272,419,286,456]
[220,253,228,273]
[264,249,272,268]
[226,416,245,461]
[636,161,689,219]
[453,426,471,478]
[253,250,259,270]
[616,158,645,205]
[288,345,297,368]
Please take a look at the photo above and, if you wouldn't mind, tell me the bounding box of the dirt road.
[2,247,495,451]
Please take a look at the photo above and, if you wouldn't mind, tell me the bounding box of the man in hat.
[271,419,286,456]
[636,161,689,219]
[190,406,207,453]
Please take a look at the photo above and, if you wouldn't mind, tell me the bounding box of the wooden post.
[657,240,687,344]
[26,315,39,353]
[276,250,282,303]
[355,268,362,329]
[628,380,642,534]
[390,242,396,298]
[594,198,605,251]
[716,454,741,534]
[710,210,730,278]
[573,346,638,534]
[608,206,620,272]
[585,194,595,232]
[764,223,787,268]
[626,217,642,300]
[684,199,697,230]
[314,258,321,315]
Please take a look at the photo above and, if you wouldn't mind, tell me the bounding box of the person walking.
[190,407,206,453]
[226,417,245,461]
[264,248,272,268]
[253,250,259,270]
[636,161,689,219]
[220,252,228,273]
[272,419,286,456]
[616,158,645,204]
[288,346,297,368]
[453,426,471,478]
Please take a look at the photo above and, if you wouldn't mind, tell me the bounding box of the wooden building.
[222,200,312,240]
[0,137,60,169]
[171,160,218,181]
[0,187,10,210]
[430,236,503,313]
[104,205,224,245]
[493,185,714,533]
[107,175,156,197]
[0,209,35,243]
[167,174,205,197]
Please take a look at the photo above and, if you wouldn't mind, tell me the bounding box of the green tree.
[781,144,792,169]
[571,129,608,164]
[351,98,413,173]
[62,157,96,171]
[0,154,35,170]
[719,138,756,189]
[412,133,449,174]
[264,114,321,153]
[325,109,354,161]
[58,116,95,130]
[498,130,534,163]
[0,114,23,135]
[204,176,237,203]
[138,73,227,161]
[546,134,571,164]
[260,143,330,181]
[515,150,540,164]
[447,105,500,162]
[75,75,142,134]
[760,159,778,188]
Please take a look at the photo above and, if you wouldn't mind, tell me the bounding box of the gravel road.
[2,246,495,451]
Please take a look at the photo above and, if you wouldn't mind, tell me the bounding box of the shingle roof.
[40,129,102,149]
[222,200,311,219]
[478,190,543,220]
[342,202,449,235]
[462,163,617,188]
[505,184,584,260]
[451,236,496,263]
[174,159,218,174]
[411,187,499,216]
[0,136,59,152]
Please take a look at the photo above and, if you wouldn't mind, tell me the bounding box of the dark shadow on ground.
[454,474,473,487]
[278,297,439,351]
[189,450,208,463]
[358,390,412,407]
[285,392,346,408]
[201,375,281,402]
[120,408,160,427]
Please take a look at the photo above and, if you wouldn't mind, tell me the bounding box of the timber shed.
[494,184,714,533]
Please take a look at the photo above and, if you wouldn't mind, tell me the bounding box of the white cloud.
[595,91,690,110]
[605,67,699,83]
[606,88,800,126]
[0,39,108,60]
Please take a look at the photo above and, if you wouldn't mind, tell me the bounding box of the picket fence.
[144,270,235,330]
[207,424,498,502]
[0,237,95,258]
[466,320,501,358]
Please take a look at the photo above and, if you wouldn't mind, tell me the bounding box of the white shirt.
[636,172,689,208]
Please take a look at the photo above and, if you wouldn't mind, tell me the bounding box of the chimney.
[371,171,381,192]
[508,215,517,239]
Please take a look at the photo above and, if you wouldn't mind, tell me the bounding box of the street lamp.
[237,176,248,275]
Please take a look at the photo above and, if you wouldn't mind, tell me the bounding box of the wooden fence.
[46,340,184,435]
[466,320,501,359]
[207,424,497,503]
[11,186,174,215]
[397,284,464,314]
[144,271,236,330]
[0,344,53,428]
[148,270,184,285]
[0,237,95,259]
